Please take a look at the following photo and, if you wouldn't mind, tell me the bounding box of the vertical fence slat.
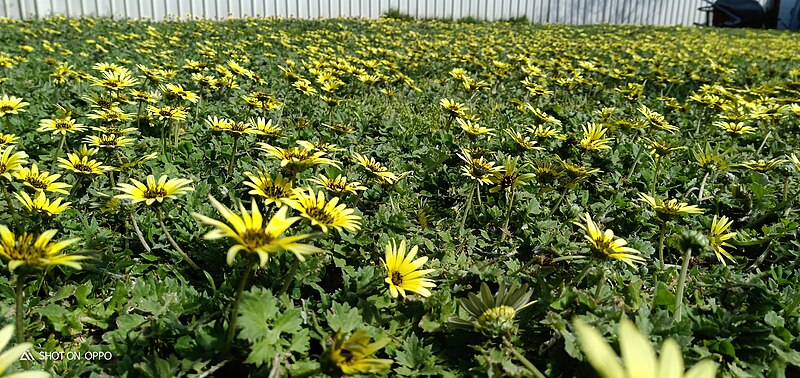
[1,0,704,25]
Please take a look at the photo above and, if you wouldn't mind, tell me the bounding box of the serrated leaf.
[326,302,362,334]
[237,287,280,341]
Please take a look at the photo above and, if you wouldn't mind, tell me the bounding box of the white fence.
[0,0,761,26]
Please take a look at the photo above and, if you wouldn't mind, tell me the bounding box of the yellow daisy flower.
[327,330,393,375]
[709,215,736,266]
[14,191,70,216]
[505,129,543,151]
[0,132,19,146]
[739,158,787,172]
[58,153,112,175]
[575,213,645,267]
[381,239,436,298]
[440,98,467,118]
[579,123,613,151]
[192,196,321,267]
[526,124,566,140]
[0,146,28,181]
[147,105,188,122]
[714,121,756,135]
[286,188,361,233]
[573,318,718,378]
[0,225,84,271]
[114,175,193,206]
[638,193,703,218]
[83,134,135,149]
[0,324,50,378]
[457,118,495,138]
[243,171,296,207]
[307,174,367,195]
[351,152,407,185]
[76,144,99,158]
[259,143,339,172]
[0,95,29,117]
[457,149,503,186]
[90,71,140,90]
[205,116,233,132]
[489,156,536,193]
[160,83,199,103]
[13,164,71,194]
[37,116,87,135]
[248,117,281,137]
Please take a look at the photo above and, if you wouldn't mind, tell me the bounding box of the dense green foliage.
[0,14,799,377]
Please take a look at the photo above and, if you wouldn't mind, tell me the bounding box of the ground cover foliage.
[0,14,799,378]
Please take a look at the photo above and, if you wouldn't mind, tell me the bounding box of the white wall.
[0,0,766,26]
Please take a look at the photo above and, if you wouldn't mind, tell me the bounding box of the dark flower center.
[1,105,14,112]
[142,187,168,199]
[4,233,45,261]
[55,120,72,130]
[305,206,335,224]
[499,175,514,189]
[25,177,49,190]
[241,228,273,249]
[73,163,94,173]
[261,183,289,198]
[391,270,403,286]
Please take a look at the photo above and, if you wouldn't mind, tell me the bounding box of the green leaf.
[237,288,280,341]
[653,282,676,312]
[765,311,785,328]
[325,302,362,334]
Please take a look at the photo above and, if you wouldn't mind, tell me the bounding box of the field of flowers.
[0,14,800,378]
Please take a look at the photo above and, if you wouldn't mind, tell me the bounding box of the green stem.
[156,207,200,270]
[756,130,771,156]
[501,189,516,241]
[574,259,595,287]
[503,338,546,378]
[782,176,789,203]
[1,184,19,233]
[627,136,643,178]
[445,115,454,129]
[594,265,605,302]
[15,271,26,343]
[697,171,709,203]
[52,133,66,171]
[279,258,300,295]
[226,262,256,350]
[70,175,83,198]
[650,156,662,197]
[130,213,151,253]
[674,247,692,322]
[227,136,240,177]
[657,222,667,270]
[548,189,569,217]
[16,271,29,369]
[136,101,143,129]
[459,183,476,233]
[160,122,167,157]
